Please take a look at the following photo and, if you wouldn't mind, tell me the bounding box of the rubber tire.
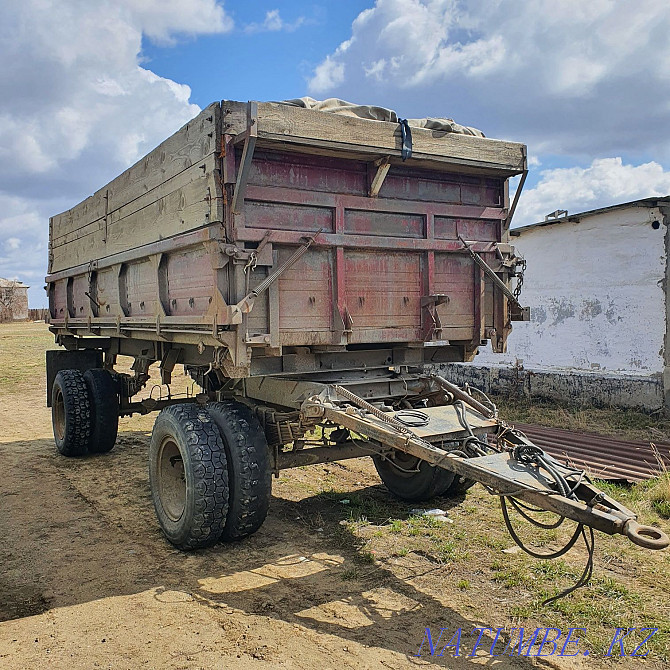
[443,475,477,497]
[149,404,229,550]
[52,369,92,457]
[83,369,119,454]
[373,451,456,502]
[206,401,272,541]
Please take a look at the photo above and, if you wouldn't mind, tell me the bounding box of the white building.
[0,278,29,322]
[446,197,670,410]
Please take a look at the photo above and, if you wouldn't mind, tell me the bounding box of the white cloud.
[0,1,232,306]
[116,0,232,43]
[308,0,670,158]
[514,158,670,226]
[309,56,346,93]
[244,9,306,34]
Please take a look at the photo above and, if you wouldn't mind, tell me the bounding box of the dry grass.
[0,321,57,395]
[492,393,670,443]
[3,322,670,666]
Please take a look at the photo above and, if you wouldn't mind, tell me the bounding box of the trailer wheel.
[83,369,119,454]
[373,452,456,502]
[206,402,272,541]
[52,369,92,457]
[443,475,476,497]
[149,404,229,550]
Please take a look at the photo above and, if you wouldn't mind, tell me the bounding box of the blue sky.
[2,1,670,307]
[141,2,371,105]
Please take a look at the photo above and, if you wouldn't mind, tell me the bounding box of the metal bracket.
[458,235,526,315]
[232,229,322,318]
[369,156,391,197]
[230,101,258,214]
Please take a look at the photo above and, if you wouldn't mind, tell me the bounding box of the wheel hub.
[157,438,186,521]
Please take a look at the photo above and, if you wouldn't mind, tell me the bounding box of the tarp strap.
[398,119,412,161]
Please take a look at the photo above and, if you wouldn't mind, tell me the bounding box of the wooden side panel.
[434,217,500,242]
[251,102,526,172]
[344,210,424,238]
[52,103,220,237]
[345,252,422,332]
[50,159,219,272]
[278,248,333,332]
[49,104,222,273]
[165,246,216,317]
[433,254,475,340]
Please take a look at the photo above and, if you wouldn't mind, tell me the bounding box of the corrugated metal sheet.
[513,423,670,482]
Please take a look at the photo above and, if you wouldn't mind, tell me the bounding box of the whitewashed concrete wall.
[475,205,667,377]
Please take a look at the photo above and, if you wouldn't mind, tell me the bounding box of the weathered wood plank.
[250,102,525,172]
[51,102,221,239]
[51,155,221,249]
[50,173,215,272]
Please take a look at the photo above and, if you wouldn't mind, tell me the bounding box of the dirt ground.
[1,322,668,670]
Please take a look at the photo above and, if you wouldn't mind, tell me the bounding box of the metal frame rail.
[298,378,668,551]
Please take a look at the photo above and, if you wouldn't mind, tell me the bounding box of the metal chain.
[513,257,526,302]
[243,251,258,274]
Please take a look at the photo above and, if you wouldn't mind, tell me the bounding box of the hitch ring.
[623,519,669,550]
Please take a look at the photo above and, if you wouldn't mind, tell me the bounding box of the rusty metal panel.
[68,274,90,319]
[278,247,333,332]
[95,266,118,317]
[434,216,499,242]
[244,200,334,233]
[344,251,422,333]
[248,151,367,195]
[50,279,68,321]
[433,254,475,340]
[344,210,424,238]
[246,265,270,335]
[379,170,501,206]
[121,260,156,318]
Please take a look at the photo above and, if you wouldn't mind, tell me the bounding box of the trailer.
[45,100,667,576]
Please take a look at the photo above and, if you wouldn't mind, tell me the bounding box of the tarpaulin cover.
[281,97,485,137]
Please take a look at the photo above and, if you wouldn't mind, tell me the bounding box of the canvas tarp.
[281,97,484,137]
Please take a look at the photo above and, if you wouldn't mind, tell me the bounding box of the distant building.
[0,278,29,322]
[443,197,670,410]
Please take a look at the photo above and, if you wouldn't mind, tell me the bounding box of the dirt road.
[1,323,667,669]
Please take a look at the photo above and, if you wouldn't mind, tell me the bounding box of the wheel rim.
[384,451,421,478]
[53,387,66,441]
[157,437,186,522]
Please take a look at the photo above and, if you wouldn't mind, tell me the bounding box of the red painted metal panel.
[434,217,499,242]
[344,251,422,333]
[245,200,334,233]
[249,151,367,195]
[344,210,424,238]
[433,254,475,340]
[278,247,333,331]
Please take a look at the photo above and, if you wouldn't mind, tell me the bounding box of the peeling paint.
[547,297,575,326]
[475,203,667,381]
[531,305,547,324]
[580,298,602,320]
